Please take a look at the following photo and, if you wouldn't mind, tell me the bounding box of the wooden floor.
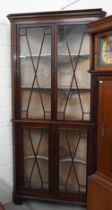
[5,201,86,210]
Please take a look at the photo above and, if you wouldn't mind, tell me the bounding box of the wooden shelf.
[58,88,91,93]
[59,146,86,164]
[20,54,51,59]
[58,54,90,60]
[24,155,86,164]
[24,151,87,163]
[21,86,90,92]
[24,149,49,161]
[60,158,86,164]
[21,86,51,90]
[24,155,49,161]
[20,53,90,59]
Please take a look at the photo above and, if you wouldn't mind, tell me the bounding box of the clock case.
[87,15,112,210]
[95,30,112,71]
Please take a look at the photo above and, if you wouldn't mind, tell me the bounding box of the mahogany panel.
[87,174,112,210]
[97,78,112,178]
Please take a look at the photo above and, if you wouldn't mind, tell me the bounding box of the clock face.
[101,35,112,64]
[98,34,112,66]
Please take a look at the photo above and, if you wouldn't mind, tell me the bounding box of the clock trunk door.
[98,78,112,178]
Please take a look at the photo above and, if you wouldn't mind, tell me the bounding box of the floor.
[5,201,86,210]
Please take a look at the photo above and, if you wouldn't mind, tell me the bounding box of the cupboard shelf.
[60,147,86,164]
[20,86,91,92]
[24,155,49,160]
[20,54,51,59]
[19,53,90,59]
[60,158,86,164]
[24,155,86,165]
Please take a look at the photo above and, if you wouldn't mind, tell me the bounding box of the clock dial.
[101,35,112,65]
[95,27,112,70]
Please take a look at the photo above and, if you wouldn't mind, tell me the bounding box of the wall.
[0,0,111,204]
[0,20,12,203]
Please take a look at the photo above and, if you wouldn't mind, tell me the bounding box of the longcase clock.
[88,15,112,210]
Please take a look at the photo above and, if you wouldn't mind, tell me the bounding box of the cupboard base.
[13,191,86,206]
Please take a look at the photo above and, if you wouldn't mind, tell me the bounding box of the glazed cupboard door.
[15,124,51,196]
[58,127,88,198]
[56,23,91,202]
[18,25,52,119]
[14,25,54,197]
[57,24,91,121]
[23,126,50,190]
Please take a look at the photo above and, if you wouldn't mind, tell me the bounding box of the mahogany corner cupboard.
[7,9,106,205]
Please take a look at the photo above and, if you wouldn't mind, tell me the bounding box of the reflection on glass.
[57,25,91,121]
[19,27,51,119]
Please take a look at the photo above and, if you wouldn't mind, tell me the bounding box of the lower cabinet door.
[58,127,88,202]
[14,124,89,203]
[23,127,49,190]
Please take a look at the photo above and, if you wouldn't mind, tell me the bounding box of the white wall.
[0,0,112,21]
[0,0,111,204]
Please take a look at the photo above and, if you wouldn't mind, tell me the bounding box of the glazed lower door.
[23,127,50,190]
[59,128,87,193]
[16,124,88,202]
[58,127,87,202]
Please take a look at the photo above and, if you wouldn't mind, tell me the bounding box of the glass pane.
[57,25,91,121]
[19,27,51,119]
[23,127,49,190]
[59,129,87,193]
